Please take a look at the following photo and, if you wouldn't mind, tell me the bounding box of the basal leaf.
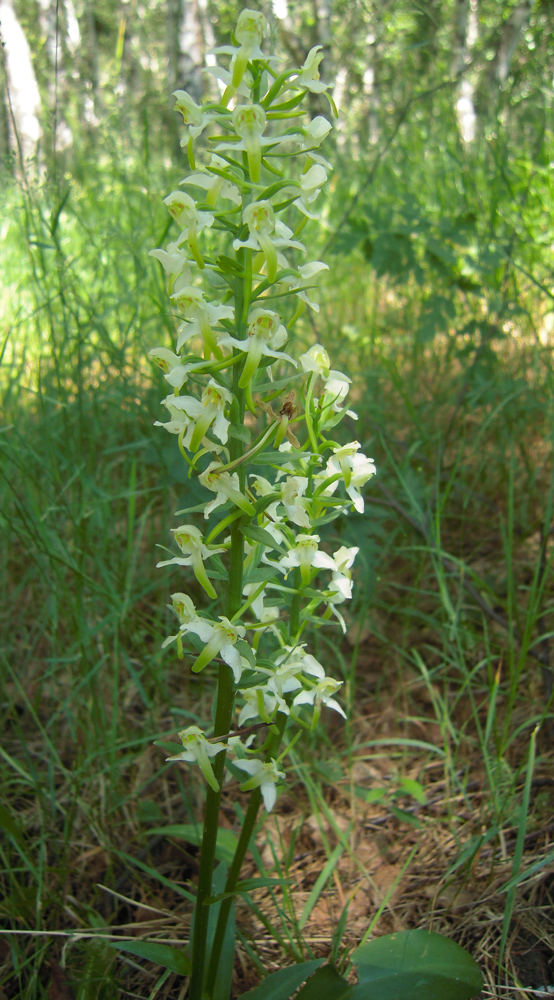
[239,960,323,1000]
[295,965,351,1000]
[351,930,483,1000]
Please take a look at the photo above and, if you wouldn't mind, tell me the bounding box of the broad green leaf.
[147,824,239,865]
[109,940,191,975]
[240,960,323,1000]
[295,965,351,1000]
[351,930,483,1000]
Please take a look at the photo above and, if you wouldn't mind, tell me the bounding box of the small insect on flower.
[279,392,297,420]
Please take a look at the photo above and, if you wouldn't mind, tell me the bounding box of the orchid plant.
[146,11,483,1000]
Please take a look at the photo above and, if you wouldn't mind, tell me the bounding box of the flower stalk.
[148,13,376,999]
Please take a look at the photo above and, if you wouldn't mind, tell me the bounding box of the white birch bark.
[452,0,478,143]
[0,0,42,165]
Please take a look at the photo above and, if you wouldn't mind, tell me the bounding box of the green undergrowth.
[1,118,553,997]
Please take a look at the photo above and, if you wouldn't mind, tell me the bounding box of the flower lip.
[232,104,266,136]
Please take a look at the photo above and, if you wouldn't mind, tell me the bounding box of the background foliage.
[1,0,554,997]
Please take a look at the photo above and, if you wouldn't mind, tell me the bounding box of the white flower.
[326,443,377,513]
[299,343,330,378]
[199,462,255,518]
[148,241,195,282]
[280,476,311,528]
[171,592,199,624]
[190,380,233,450]
[301,116,332,149]
[166,725,227,792]
[295,46,329,94]
[179,155,241,207]
[172,286,234,360]
[249,475,281,525]
[321,545,359,631]
[156,524,225,599]
[234,757,285,812]
[219,308,295,389]
[173,91,218,141]
[163,191,214,269]
[230,9,267,88]
[282,261,329,312]
[237,685,286,726]
[161,593,202,650]
[274,645,326,681]
[297,116,333,169]
[319,370,358,423]
[294,164,328,219]
[148,346,183,374]
[275,533,336,585]
[181,615,247,681]
[293,676,345,724]
[242,583,279,625]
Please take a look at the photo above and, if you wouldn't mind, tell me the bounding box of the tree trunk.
[452,0,478,143]
[0,0,42,169]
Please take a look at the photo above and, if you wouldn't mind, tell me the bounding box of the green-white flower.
[326,443,377,512]
[295,46,329,94]
[163,191,214,269]
[157,524,226,599]
[180,615,247,681]
[219,308,295,389]
[234,757,285,812]
[293,676,345,726]
[167,725,227,792]
[199,462,255,518]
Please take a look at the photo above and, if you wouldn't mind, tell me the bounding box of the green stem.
[188,664,234,1000]
[205,713,288,995]
[289,568,302,641]
[189,364,245,1000]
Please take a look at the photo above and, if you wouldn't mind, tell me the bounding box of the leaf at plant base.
[294,964,351,1000]
[147,824,238,864]
[240,959,323,1000]
[207,863,235,1000]
[109,940,191,975]
[351,930,483,1000]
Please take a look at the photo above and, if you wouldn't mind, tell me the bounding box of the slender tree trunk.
[0,0,42,169]
[494,0,533,84]
[452,0,478,143]
[167,0,203,103]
